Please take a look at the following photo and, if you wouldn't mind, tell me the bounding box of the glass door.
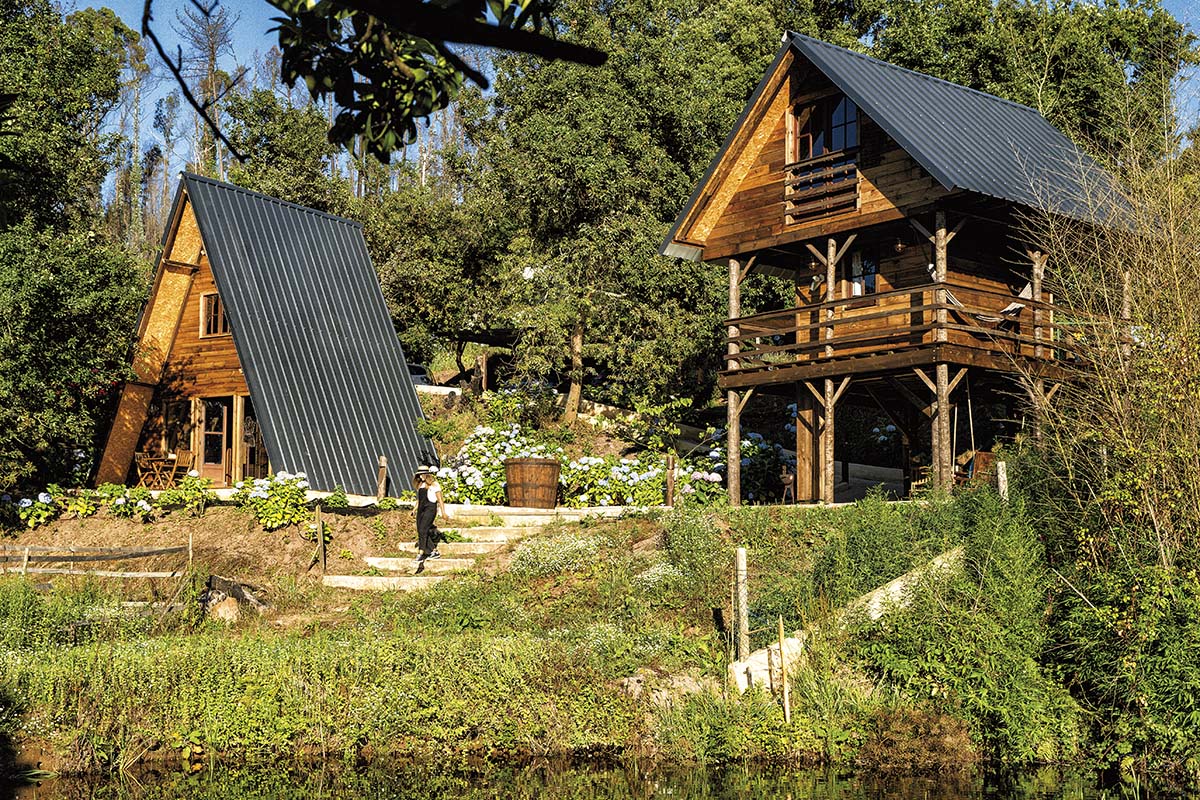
[201,397,232,485]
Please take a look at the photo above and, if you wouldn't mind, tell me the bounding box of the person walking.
[414,465,446,572]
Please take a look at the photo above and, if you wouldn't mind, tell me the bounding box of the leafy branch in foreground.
[142,0,607,163]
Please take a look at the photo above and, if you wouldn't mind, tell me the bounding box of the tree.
[224,89,348,213]
[0,1,133,227]
[471,0,808,415]
[0,0,150,490]
[173,1,244,177]
[0,223,146,489]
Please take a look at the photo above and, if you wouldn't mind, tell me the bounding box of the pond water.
[4,763,1150,800]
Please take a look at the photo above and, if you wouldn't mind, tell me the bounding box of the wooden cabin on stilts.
[662,33,1115,504]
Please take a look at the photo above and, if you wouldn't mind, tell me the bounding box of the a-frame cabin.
[96,174,433,496]
[663,33,1115,504]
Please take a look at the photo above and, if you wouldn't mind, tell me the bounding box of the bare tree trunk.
[563,318,585,423]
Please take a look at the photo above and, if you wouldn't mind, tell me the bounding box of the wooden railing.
[725,281,1081,373]
[785,150,858,224]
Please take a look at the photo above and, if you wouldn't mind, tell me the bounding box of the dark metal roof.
[181,173,435,496]
[662,33,1121,260]
[787,33,1117,220]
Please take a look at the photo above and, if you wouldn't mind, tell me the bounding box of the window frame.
[788,93,860,167]
[199,292,231,338]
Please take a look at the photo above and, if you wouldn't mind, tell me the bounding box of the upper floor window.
[791,95,859,164]
[786,94,860,225]
[201,292,230,337]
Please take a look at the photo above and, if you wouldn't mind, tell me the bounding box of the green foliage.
[231,472,311,531]
[510,531,605,578]
[224,89,348,213]
[376,496,401,511]
[268,0,596,161]
[653,689,822,764]
[0,578,153,650]
[0,221,146,490]
[94,483,155,522]
[811,490,964,609]
[851,491,1084,764]
[661,509,725,598]
[481,386,559,429]
[157,474,216,517]
[0,1,136,227]
[613,396,692,453]
[438,424,564,506]
[322,485,350,510]
[560,455,666,508]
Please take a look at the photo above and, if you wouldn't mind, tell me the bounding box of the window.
[786,94,860,225]
[791,95,858,164]
[847,250,878,297]
[201,293,230,337]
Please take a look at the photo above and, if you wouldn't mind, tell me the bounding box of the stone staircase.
[321,505,617,592]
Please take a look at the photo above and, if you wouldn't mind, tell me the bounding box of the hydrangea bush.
[231,471,311,531]
[707,429,795,503]
[437,425,564,506]
[432,422,731,508]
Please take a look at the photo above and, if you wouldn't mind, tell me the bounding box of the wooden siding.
[672,57,955,262]
[723,222,1065,385]
[162,255,248,397]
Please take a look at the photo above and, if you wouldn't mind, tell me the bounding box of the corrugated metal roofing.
[787,33,1116,221]
[182,173,435,496]
[661,33,1121,259]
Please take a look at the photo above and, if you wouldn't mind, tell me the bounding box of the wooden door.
[201,397,232,485]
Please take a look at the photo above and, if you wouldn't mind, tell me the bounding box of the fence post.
[316,504,326,575]
[735,547,749,661]
[996,461,1009,501]
[778,616,791,724]
[20,547,29,576]
[376,456,388,501]
[665,452,676,507]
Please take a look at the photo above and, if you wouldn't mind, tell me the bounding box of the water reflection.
[6,763,1138,800]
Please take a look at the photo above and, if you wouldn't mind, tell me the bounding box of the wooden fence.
[0,543,190,579]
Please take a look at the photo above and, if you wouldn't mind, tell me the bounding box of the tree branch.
[141,0,247,163]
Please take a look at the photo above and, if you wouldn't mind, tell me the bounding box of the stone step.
[322,574,447,592]
[364,556,474,574]
[390,539,508,554]
[438,526,530,543]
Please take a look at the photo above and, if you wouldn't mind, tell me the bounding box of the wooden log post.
[735,547,749,660]
[794,387,819,503]
[996,461,1009,501]
[376,456,388,500]
[935,363,952,487]
[823,378,835,503]
[935,211,948,344]
[1030,250,1048,359]
[315,504,326,575]
[665,452,676,507]
[824,237,836,357]
[778,616,791,724]
[727,258,743,506]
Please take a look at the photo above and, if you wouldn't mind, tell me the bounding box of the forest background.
[0,0,1194,493]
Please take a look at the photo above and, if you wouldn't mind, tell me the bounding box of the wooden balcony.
[784,150,859,224]
[722,281,1079,388]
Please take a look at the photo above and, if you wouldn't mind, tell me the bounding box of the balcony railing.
[784,150,858,225]
[725,281,1081,375]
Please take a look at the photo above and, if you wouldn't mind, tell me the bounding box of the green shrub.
[231,472,310,531]
[661,508,724,598]
[157,473,216,516]
[510,531,604,578]
[851,491,1084,763]
[322,485,349,509]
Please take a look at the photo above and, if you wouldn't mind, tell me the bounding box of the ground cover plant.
[0,490,1106,779]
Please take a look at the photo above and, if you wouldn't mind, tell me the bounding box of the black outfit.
[416,485,439,556]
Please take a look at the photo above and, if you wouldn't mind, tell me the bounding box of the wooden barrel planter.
[504,458,561,509]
